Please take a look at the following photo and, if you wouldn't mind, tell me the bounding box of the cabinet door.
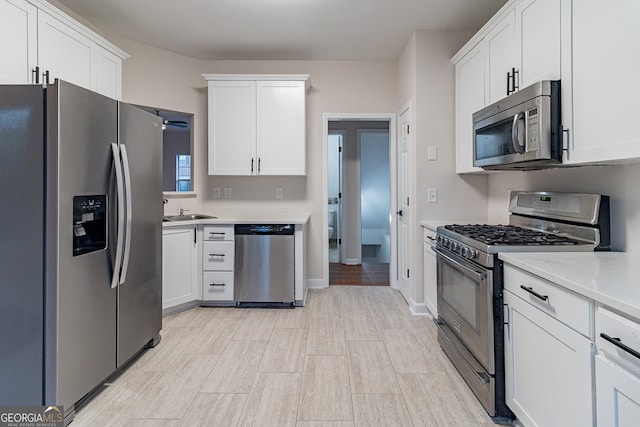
[504,290,594,427]
[37,10,94,90]
[516,0,561,88]
[208,80,256,175]
[596,355,640,427]
[94,47,122,100]
[423,243,437,316]
[256,81,306,175]
[162,227,198,309]
[455,43,486,174]
[0,0,37,84]
[486,10,517,104]
[564,0,640,165]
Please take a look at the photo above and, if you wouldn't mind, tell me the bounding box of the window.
[176,154,191,191]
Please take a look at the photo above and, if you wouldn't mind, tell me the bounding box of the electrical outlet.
[428,188,438,203]
[275,187,284,199]
[223,187,232,199]
[212,186,221,199]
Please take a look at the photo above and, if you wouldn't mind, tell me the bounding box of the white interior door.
[396,108,411,298]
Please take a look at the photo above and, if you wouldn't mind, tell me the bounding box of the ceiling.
[56,0,507,61]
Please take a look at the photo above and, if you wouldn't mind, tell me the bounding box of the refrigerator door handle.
[119,143,133,285]
[111,142,126,289]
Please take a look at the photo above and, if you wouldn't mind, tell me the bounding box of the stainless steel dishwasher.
[234,224,295,307]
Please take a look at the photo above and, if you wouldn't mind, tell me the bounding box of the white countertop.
[162,214,310,228]
[499,252,640,320]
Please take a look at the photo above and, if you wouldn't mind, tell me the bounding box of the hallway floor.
[72,286,497,426]
[329,262,390,286]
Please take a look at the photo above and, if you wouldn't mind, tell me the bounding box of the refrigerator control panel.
[73,195,107,256]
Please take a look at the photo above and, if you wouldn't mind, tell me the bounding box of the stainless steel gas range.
[433,191,610,422]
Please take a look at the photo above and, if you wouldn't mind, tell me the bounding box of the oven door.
[435,246,494,373]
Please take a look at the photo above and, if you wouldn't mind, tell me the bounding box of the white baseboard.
[344,258,359,265]
[306,278,327,289]
[409,298,429,316]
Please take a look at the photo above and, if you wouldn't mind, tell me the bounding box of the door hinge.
[338,146,342,152]
[338,238,342,245]
[339,192,342,199]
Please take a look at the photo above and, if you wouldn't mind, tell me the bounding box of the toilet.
[328,208,335,239]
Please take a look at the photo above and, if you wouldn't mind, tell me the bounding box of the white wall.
[487,163,640,252]
[397,30,488,310]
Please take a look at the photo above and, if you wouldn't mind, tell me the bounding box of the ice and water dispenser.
[73,195,107,256]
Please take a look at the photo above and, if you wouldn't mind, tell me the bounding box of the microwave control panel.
[526,107,539,151]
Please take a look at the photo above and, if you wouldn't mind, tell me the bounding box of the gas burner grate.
[444,224,581,246]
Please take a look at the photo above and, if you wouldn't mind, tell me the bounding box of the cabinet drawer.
[202,241,234,270]
[423,227,436,246]
[597,305,640,372]
[203,225,234,241]
[503,264,592,337]
[202,271,234,301]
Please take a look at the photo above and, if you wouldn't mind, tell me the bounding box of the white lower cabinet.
[595,305,640,427]
[596,355,640,426]
[162,226,199,310]
[503,265,594,427]
[202,225,235,303]
[423,227,437,316]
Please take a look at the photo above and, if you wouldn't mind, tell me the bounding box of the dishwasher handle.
[235,224,294,235]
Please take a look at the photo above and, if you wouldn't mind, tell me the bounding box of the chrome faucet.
[179,208,189,216]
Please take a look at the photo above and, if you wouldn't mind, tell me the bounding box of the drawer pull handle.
[600,333,640,360]
[209,232,226,236]
[209,253,225,257]
[520,285,548,301]
[209,283,226,287]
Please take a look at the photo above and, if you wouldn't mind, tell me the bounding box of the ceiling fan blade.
[163,119,188,128]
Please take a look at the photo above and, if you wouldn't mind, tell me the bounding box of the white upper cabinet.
[207,80,257,175]
[0,0,37,84]
[256,81,306,175]
[562,0,640,165]
[516,0,562,87]
[455,44,486,174]
[0,0,127,100]
[204,74,309,176]
[486,10,517,104]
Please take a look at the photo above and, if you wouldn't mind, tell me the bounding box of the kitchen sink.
[163,214,217,222]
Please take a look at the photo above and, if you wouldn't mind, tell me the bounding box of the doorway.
[323,114,396,288]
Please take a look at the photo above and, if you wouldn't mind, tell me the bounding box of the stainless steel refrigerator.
[0,80,163,423]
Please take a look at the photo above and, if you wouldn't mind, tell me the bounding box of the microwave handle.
[511,112,526,154]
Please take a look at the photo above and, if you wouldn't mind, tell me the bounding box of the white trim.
[163,191,197,198]
[305,278,327,289]
[322,113,397,288]
[28,0,129,58]
[409,298,429,316]
[202,74,311,90]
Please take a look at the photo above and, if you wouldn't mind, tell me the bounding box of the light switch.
[427,146,437,161]
[212,186,221,199]
[223,187,232,199]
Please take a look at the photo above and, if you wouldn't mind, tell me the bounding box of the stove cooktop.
[444,224,582,246]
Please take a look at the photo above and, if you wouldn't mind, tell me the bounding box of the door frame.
[322,113,397,288]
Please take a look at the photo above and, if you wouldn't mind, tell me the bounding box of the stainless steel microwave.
[472,80,562,170]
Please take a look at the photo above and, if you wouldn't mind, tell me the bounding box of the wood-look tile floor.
[72,286,499,426]
[329,263,390,286]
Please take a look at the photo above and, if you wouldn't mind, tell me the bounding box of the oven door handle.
[434,247,487,281]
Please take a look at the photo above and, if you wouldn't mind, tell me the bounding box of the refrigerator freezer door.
[45,81,118,410]
[116,102,163,367]
[0,85,46,405]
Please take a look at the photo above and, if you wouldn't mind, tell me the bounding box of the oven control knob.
[461,247,469,258]
[469,249,478,259]
[453,242,460,252]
